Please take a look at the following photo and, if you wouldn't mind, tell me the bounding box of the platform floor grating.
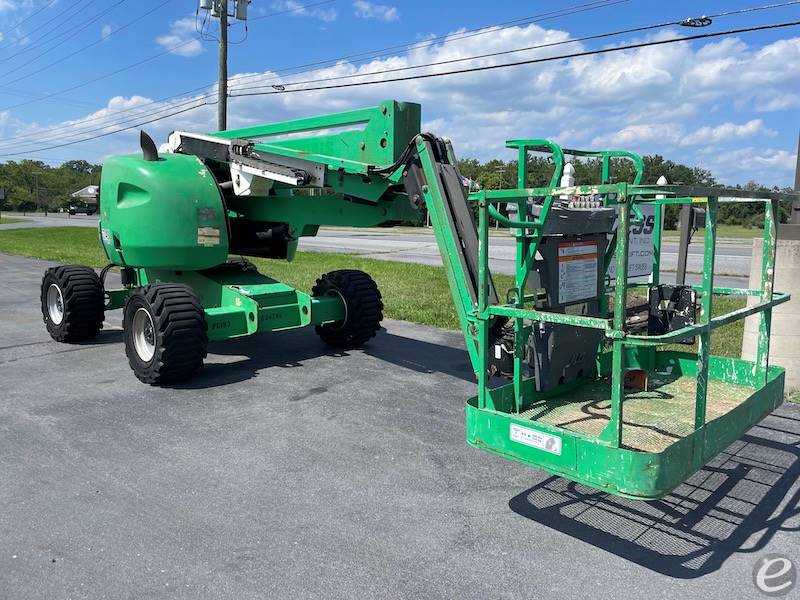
[519,374,755,452]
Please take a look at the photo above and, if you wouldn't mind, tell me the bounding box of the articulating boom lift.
[41,100,797,499]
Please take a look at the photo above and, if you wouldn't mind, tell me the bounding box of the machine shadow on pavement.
[509,411,800,579]
[166,327,475,389]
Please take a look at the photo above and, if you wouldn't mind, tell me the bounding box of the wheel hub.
[132,307,156,362]
[46,284,64,325]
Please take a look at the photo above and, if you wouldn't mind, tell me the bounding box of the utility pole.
[200,1,250,132]
[32,172,43,216]
[218,4,228,131]
[792,130,799,224]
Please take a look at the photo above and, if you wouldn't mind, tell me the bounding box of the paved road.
[1,253,798,599]
[1,213,753,287]
[0,213,101,229]
[299,230,753,287]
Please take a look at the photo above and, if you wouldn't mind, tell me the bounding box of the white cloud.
[353,1,398,21]
[703,147,797,184]
[156,17,203,57]
[682,119,775,145]
[593,119,775,148]
[3,22,798,186]
[101,24,112,41]
[271,0,337,22]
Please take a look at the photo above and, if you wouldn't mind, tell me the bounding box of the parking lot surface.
[1,253,798,599]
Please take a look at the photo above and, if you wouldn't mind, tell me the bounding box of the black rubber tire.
[40,265,104,342]
[312,270,383,348]
[123,283,208,384]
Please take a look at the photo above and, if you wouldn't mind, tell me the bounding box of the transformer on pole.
[198,0,251,131]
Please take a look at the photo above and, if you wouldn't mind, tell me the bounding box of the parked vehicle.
[68,204,96,216]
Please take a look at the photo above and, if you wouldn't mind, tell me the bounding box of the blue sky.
[0,0,797,185]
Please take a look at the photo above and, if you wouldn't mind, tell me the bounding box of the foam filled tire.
[41,265,104,342]
[312,269,383,348]
[123,283,208,384]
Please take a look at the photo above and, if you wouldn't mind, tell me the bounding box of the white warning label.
[510,424,562,455]
[557,240,598,304]
[197,226,220,247]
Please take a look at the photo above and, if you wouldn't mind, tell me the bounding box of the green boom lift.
[40,100,797,500]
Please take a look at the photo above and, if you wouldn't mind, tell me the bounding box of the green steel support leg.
[694,197,718,430]
[513,199,529,413]
[477,198,490,410]
[517,147,527,189]
[651,200,663,286]
[643,199,665,370]
[600,196,630,446]
[755,198,778,386]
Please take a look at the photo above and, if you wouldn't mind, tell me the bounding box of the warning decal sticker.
[557,240,598,304]
[509,424,562,455]
[197,226,221,247]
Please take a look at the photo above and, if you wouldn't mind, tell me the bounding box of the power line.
[0,0,630,141]
[228,15,711,94]
[0,0,795,151]
[0,0,145,86]
[0,38,200,113]
[229,20,800,99]
[3,19,797,158]
[0,0,91,53]
[0,102,207,157]
[247,0,337,21]
[231,0,629,87]
[229,0,800,94]
[0,96,214,153]
[0,0,59,39]
[0,0,343,118]
[0,0,105,60]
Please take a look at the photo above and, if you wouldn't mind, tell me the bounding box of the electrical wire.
[201,0,334,42]
[0,0,632,140]
[0,0,796,151]
[0,0,112,63]
[0,101,207,157]
[0,0,59,39]
[229,20,800,99]
[230,0,800,94]
[231,0,629,86]
[0,0,173,87]
[2,95,215,152]
[0,37,202,113]
[2,19,798,158]
[247,0,337,21]
[0,0,95,53]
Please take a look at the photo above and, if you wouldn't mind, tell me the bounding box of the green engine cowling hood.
[99,153,228,270]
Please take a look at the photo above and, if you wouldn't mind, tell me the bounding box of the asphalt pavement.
[0,213,753,287]
[1,253,798,599]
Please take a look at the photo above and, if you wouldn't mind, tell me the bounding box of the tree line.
[0,159,100,212]
[457,154,794,229]
[0,154,792,228]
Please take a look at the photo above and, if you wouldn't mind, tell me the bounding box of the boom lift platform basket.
[39,100,796,500]
[463,141,792,500]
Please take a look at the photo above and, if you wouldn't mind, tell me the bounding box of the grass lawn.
[0,217,23,224]
[0,226,748,358]
[0,226,501,331]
